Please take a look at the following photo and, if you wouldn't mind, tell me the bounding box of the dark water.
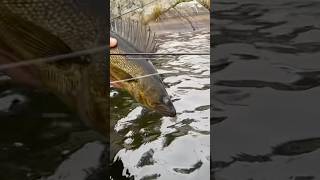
[110,30,210,180]
[212,0,320,179]
[0,83,106,179]
[0,24,210,180]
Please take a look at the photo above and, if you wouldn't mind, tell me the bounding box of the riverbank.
[149,14,210,35]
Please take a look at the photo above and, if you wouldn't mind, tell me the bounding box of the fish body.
[110,19,176,117]
[0,1,108,135]
[0,1,175,137]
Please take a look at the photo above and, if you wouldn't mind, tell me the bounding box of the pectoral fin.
[110,65,134,88]
[110,65,134,81]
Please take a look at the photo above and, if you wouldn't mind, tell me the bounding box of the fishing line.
[0,46,107,71]
[127,57,174,60]
[110,66,210,84]
[110,72,175,84]
[110,53,210,56]
[0,3,209,72]
[0,50,208,71]
[111,0,158,21]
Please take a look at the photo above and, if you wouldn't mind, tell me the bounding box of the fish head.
[128,71,176,117]
[110,50,176,117]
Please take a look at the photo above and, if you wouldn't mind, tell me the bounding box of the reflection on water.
[213,0,320,179]
[0,30,210,179]
[110,30,210,180]
[0,83,106,179]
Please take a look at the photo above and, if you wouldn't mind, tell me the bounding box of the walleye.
[0,1,175,137]
[110,19,176,117]
[0,1,108,136]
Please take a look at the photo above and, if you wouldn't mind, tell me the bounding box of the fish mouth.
[154,103,176,117]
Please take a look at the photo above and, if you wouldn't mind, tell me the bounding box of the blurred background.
[212,0,320,179]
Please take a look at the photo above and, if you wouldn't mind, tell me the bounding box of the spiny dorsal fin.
[110,19,157,53]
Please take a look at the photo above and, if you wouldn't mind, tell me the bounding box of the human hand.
[110,37,117,48]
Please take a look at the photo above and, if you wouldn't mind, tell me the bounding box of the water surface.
[212,0,320,179]
[0,28,210,180]
[111,30,210,180]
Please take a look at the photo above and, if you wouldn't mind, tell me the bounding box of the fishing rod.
[0,1,210,79]
[110,1,210,56]
[0,48,209,70]
[110,65,210,84]
[109,2,210,82]
[110,72,173,84]
[0,46,107,71]
[110,53,210,56]
[118,1,211,84]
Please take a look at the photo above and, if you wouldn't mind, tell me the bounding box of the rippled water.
[0,30,210,179]
[110,30,210,179]
[0,82,108,179]
[213,0,320,179]
[0,85,106,179]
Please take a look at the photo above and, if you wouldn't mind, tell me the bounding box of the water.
[110,30,210,179]
[0,84,106,179]
[212,0,320,179]
[0,29,210,179]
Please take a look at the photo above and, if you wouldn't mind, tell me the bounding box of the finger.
[110,38,117,48]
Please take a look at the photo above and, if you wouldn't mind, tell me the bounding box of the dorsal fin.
[110,19,157,53]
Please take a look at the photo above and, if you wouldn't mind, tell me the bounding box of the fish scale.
[0,1,108,136]
[110,19,176,117]
[1,0,98,51]
[110,48,145,78]
[0,1,175,137]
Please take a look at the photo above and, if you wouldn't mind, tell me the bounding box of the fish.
[110,19,176,117]
[0,0,109,136]
[0,0,175,138]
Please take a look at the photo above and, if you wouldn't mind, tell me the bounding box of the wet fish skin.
[110,18,176,117]
[0,1,108,136]
[110,46,176,117]
[0,0,176,139]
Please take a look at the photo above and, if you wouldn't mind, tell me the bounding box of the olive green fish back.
[1,0,103,51]
[0,0,109,136]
